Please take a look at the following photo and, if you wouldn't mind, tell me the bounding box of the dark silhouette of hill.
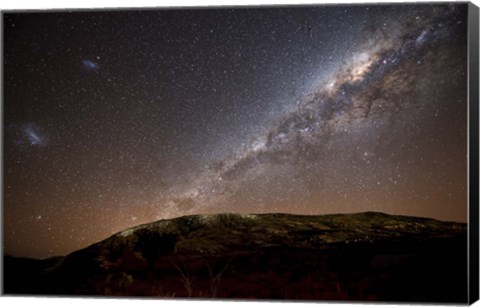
[3,212,467,302]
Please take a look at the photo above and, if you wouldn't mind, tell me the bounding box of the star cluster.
[4,4,468,258]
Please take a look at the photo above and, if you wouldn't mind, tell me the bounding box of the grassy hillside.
[4,212,468,302]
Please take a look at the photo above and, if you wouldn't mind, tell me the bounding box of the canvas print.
[2,2,477,303]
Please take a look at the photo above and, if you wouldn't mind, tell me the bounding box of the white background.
[1,0,479,306]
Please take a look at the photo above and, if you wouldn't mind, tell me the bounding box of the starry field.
[4,3,468,259]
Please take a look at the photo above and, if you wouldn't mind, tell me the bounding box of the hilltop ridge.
[4,212,467,302]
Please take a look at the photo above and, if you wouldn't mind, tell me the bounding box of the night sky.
[4,3,468,258]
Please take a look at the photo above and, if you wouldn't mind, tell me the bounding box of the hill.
[4,212,468,302]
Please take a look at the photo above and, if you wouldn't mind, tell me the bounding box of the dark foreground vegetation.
[4,212,467,303]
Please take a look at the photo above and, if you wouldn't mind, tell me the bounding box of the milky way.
[4,4,468,258]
